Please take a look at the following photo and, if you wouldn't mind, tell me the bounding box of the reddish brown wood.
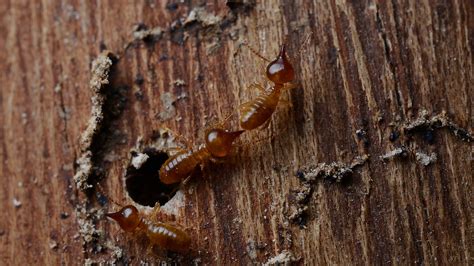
[0,0,472,264]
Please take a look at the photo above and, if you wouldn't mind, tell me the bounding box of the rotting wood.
[1,1,472,265]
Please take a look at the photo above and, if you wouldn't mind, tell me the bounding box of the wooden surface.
[1,0,472,264]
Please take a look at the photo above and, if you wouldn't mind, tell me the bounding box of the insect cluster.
[106,41,298,253]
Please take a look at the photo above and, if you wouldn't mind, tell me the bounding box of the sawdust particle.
[298,155,369,183]
[184,7,221,27]
[380,147,408,161]
[171,79,186,87]
[403,110,472,142]
[415,151,437,166]
[13,198,22,208]
[263,250,299,265]
[289,155,368,225]
[131,152,149,169]
[49,240,58,250]
[132,24,163,41]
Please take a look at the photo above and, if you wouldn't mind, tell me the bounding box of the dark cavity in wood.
[125,148,179,207]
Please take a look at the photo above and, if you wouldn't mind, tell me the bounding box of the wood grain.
[0,0,472,264]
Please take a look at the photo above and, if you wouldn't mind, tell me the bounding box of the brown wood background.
[0,0,472,264]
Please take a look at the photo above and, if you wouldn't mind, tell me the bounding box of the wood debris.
[73,51,114,190]
[415,151,437,166]
[263,250,299,265]
[402,110,472,142]
[289,155,369,225]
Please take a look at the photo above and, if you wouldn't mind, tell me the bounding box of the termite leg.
[161,126,193,149]
[278,98,293,108]
[175,135,193,150]
[173,167,197,191]
[283,82,299,91]
[246,82,266,93]
[274,82,299,109]
[206,112,234,130]
[232,132,278,151]
[146,244,154,256]
[261,118,272,130]
[150,203,162,219]
[220,112,234,126]
[165,147,187,153]
[181,174,193,186]
[208,156,227,164]
[277,82,299,108]
[181,166,197,187]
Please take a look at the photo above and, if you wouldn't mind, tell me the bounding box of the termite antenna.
[234,130,280,149]
[279,31,313,63]
[220,111,235,126]
[279,34,293,62]
[161,125,193,149]
[242,40,271,62]
[205,110,236,131]
[282,34,290,47]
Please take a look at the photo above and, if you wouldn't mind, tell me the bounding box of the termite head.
[205,128,244,158]
[266,44,295,85]
[106,205,141,232]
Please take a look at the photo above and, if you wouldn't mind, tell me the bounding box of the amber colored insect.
[239,44,298,130]
[159,127,244,185]
[106,205,191,252]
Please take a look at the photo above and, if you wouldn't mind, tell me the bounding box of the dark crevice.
[225,0,255,14]
[57,86,77,206]
[376,8,391,62]
[125,148,179,207]
[375,3,404,114]
[392,0,418,119]
[58,89,71,150]
[83,58,130,195]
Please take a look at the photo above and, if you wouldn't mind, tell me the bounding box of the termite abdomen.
[159,147,209,185]
[141,221,191,252]
[106,205,191,252]
[239,89,281,130]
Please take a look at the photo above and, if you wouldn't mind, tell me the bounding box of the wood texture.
[1,0,472,264]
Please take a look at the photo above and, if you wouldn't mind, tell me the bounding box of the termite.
[159,122,244,185]
[106,205,191,252]
[239,43,298,130]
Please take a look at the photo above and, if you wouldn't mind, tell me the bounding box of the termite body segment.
[106,205,191,252]
[239,84,283,130]
[239,44,297,130]
[159,129,244,184]
[159,146,209,185]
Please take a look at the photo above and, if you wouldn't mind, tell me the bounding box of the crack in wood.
[73,51,115,191]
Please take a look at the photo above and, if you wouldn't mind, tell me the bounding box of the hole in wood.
[125,148,179,207]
